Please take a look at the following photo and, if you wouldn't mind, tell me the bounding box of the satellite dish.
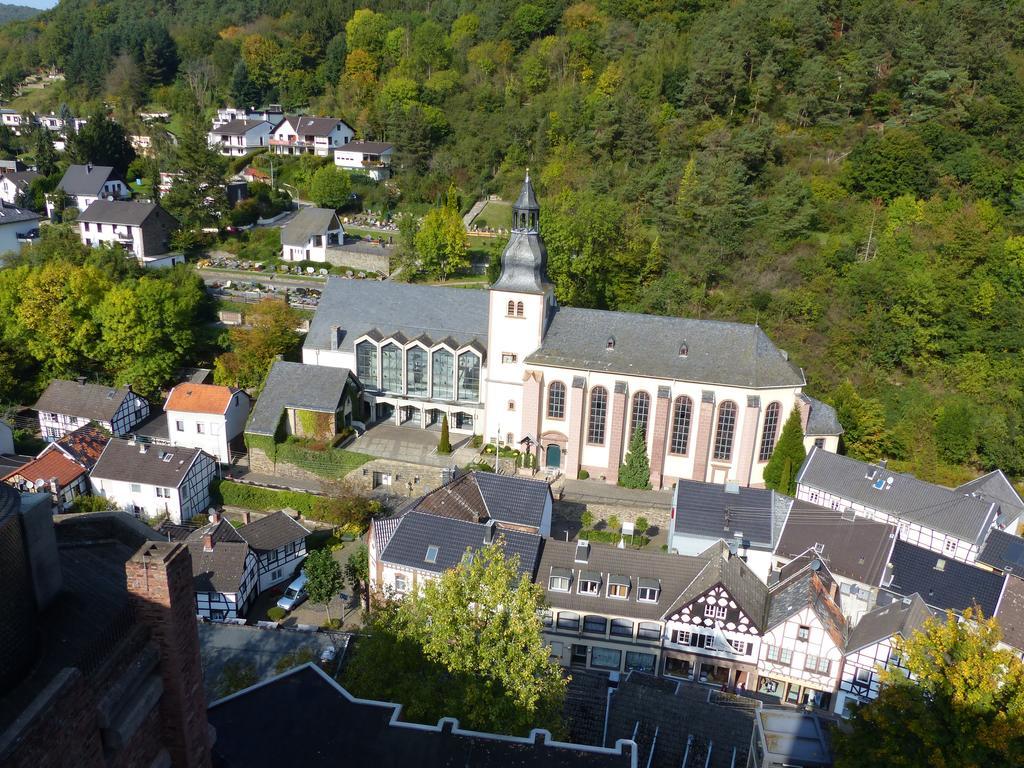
[34,478,45,490]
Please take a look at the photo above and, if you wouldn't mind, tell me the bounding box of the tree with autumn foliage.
[214,298,299,391]
[834,607,1024,768]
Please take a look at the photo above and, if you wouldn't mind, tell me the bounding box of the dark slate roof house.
[35,381,138,423]
[670,479,788,555]
[236,510,309,552]
[410,470,552,533]
[799,393,844,437]
[775,500,896,586]
[845,593,934,653]
[662,540,770,628]
[886,539,1007,616]
[957,470,1024,531]
[796,448,1000,545]
[246,360,357,436]
[57,163,124,197]
[995,575,1024,652]
[380,511,542,579]
[208,664,636,767]
[766,562,847,650]
[186,520,251,594]
[280,207,342,248]
[978,528,1024,575]
[91,441,208,489]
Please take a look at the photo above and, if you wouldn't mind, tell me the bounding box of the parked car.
[319,645,337,664]
[276,573,307,611]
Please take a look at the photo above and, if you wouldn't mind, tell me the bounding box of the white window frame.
[637,586,659,603]
[704,603,727,619]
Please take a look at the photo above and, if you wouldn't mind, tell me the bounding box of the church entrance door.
[545,444,561,468]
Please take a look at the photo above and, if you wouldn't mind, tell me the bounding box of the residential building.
[0,109,24,132]
[246,360,360,443]
[212,104,284,129]
[669,480,789,580]
[77,200,182,267]
[979,527,1024,576]
[208,119,277,157]
[756,560,847,710]
[885,538,1006,616]
[795,447,1001,564]
[186,517,259,620]
[0,204,39,255]
[750,708,835,768]
[280,207,344,262]
[661,542,770,686]
[539,538,705,676]
[2,448,89,510]
[270,116,354,157]
[995,574,1024,654]
[0,170,39,206]
[207,664,636,767]
[35,379,149,440]
[89,440,217,524]
[234,510,310,592]
[302,174,841,488]
[0,501,212,768]
[334,140,394,180]
[773,500,896,623]
[164,383,250,463]
[956,470,1024,534]
[0,417,12,454]
[835,593,932,716]
[47,163,130,218]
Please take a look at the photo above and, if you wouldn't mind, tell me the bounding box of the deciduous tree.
[304,548,344,624]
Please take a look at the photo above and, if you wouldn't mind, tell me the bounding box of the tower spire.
[512,171,540,232]
[490,172,549,293]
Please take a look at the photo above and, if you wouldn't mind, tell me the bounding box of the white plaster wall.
[91,476,184,523]
[167,411,231,463]
[758,606,844,694]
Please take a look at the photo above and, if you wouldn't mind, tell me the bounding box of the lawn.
[470,200,512,230]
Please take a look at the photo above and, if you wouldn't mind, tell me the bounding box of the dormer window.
[607,574,630,599]
[606,336,615,350]
[678,342,688,358]
[574,540,590,563]
[578,571,602,595]
[549,568,572,592]
[425,545,439,564]
[637,579,660,603]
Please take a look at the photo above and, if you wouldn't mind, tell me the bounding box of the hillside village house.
[796,448,1006,564]
[0,204,39,256]
[834,594,932,717]
[2,423,110,511]
[668,480,789,581]
[886,538,1006,616]
[185,511,309,619]
[270,116,354,157]
[47,163,130,219]
[0,170,39,206]
[89,440,217,524]
[0,109,23,132]
[280,207,344,262]
[35,379,149,440]
[77,200,181,267]
[302,175,842,489]
[208,119,278,157]
[213,104,284,129]
[334,141,394,180]
[163,383,250,463]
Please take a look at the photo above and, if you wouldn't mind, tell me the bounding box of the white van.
[276,572,308,611]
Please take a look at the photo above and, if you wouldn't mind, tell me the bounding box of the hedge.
[213,479,320,517]
[273,439,372,478]
[578,528,651,548]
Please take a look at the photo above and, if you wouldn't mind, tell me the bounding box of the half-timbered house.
[187,518,259,620]
[236,511,310,592]
[35,379,149,440]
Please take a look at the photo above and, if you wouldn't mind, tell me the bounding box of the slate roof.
[338,140,393,154]
[796,447,999,544]
[34,380,136,422]
[978,529,1024,575]
[281,207,342,247]
[672,479,780,551]
[538,538,707,621]
[91,441,206,489]
[305,277,489,355]
[526,308,805,388]
[663,542,770,627]
[2,448,85,487]
[49,422,110,470]
[282,115,351,136]
[995,575,1024,652]
[372,513,405,555]
[211,118,273,136]
[246,361,353,436]
[514,172,540,210]
[2,170,39,191]
[188,518,247,546]
[379,511,542,578]
[57,164,122,196]
[801,394,844,436]
[78,200,172,227]
[0,204,39,225]
[208,664,635,767]
[166,383,238,415]
[887,539,1006,616]
[187,537,251,594]
[846,593,934,653]
[411,471,550,530]
[238,511,309,551]
[775,500,896,586]
[957,470,1024,529]
[766,565,847,649]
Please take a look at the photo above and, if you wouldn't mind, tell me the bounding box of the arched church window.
[713,401,738,461]
[507,300,515,317]
[516,301,524,317]
[669,396,692,455]
[547,382,566,419]
[759,402,782,462]
[587,387,608,445]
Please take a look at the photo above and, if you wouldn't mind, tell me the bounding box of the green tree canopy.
[414,187,469,280]
[68,109,135,175]
[303,548,344,623]
[343,543,566,735]
[834,608,1024,768]
[762,409,806,495]
[309,165,352,209]
[619,427,651,489]
[214,298,300,391]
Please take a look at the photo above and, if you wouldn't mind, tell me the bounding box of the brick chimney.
[126,542,212,768]
[242,511,251,526]
[202,533,213,552]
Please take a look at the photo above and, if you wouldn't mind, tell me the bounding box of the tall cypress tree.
[619,429,651,489]
[763,409,806,495]
[438,414,451,454]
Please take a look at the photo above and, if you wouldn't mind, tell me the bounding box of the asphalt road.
[197,268,327,289]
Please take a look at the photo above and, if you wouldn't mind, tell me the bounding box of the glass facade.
[625,651,657,673]
[431,349,454,399]
[457,352,480,402]
[381,343,403,392]
[407,347,428,396]
[591,646,622,670]
[356,341,377,389]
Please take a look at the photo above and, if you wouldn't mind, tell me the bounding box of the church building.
[302,175,841,488]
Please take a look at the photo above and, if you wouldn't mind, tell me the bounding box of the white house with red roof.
[164,383,250,463]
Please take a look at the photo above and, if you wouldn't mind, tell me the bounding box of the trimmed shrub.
[577,469,590,480]
[267,606,287,622]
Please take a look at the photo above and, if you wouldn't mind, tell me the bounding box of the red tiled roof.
[3,450,85,488]
[165,383,236,414]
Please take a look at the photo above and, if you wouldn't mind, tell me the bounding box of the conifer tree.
[437,414,451,454]
[619,428,651,489]
[762,409,806,495]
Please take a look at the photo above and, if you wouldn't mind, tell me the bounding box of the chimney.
[139,444,148,454]
[126,543,213,768]
[86,162,93,172]
[242,511,251,525]
[329,325,341,351]
[202,533,213,552]
[483,519,496,544]
[208,509,220,525]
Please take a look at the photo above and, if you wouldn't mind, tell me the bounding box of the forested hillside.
[0,4,38,24]
[1,0,1024,484]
